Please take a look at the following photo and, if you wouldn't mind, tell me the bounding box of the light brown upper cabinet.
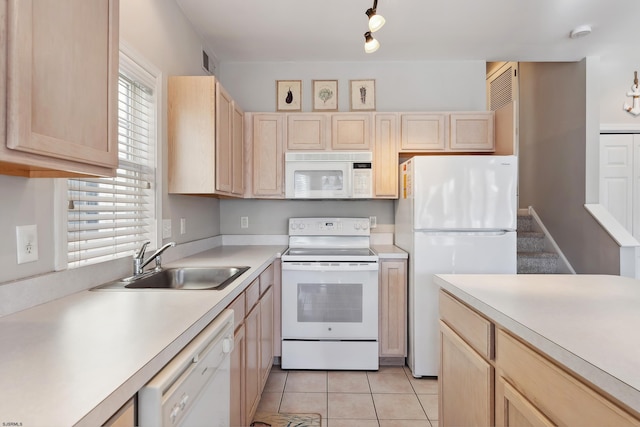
[168,76,244,197]
[400,114,447,151]
[249,113,284,199]
[400,112,495,153]
[286,114,327,150]
[373,114,399,198]
[450,112,495,152]
[0,0,119,178]
[331,113,372,150]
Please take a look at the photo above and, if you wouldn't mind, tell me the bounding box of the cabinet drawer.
[496,329,640,426]
[439,290,493,360]
[228,293,246,329]
[245,278,260,312]
[259,263,274,295]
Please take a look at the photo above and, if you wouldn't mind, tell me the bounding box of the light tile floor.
[256,365,439,427]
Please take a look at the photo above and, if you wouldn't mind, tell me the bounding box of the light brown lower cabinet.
[379,259,407,358]
[439,289,640,427]
[229,262,276,426]
[245,297,261,423]
[439,291,494,427]
[230,323,246,427]
[496,329,640,427]
[102,398,135,427]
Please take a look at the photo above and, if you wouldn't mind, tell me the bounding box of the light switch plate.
[180,218,186,235]
[241,216,249,229]
[16,224,39,264]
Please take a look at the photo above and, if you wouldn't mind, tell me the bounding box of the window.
[66,49,159,268]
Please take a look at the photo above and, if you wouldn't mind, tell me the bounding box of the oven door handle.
[281,262,379,271]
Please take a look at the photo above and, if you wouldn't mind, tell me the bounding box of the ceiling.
[175,0,639,64]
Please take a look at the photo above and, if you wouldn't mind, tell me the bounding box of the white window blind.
[67,63,157,268]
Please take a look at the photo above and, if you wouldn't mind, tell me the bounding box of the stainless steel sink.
[93,266,250,290]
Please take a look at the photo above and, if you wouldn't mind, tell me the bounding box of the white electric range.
[280,217,380,370]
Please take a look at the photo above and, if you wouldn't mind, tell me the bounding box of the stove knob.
[299,223,306,230]
[290,223,297,230]
[362,222,369,230]
[354,223,361,230]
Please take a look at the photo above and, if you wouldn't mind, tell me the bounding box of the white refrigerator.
[395,155,517,377]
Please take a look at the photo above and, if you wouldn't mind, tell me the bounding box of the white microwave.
[285,152,373,199]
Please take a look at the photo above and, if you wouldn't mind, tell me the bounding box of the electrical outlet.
[180,218,186,235]
[162,219,172,239]
[369,216,377,228]
[240,216,249,229]
[16,225,39,264]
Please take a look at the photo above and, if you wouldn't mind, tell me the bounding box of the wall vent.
[202,48,215,75]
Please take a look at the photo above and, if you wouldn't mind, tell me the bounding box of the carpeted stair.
[517,214,560,274]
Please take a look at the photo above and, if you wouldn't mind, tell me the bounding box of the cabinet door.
[449,112,495,151]
[102,398,135,427]
[287,114,327,150]
[253,114,284,197]
[232,102,245,196]
[497,376,555,427]
[216,83,233,194]
[379,259,406,357]
[230,324,246,427]
[373,114,399,198]
[259,286,274,387]
[400,114,446,151]
[5,0,118,171]
[168,76,216,193]
[245,303,261,423]
[331,114,372,150]
[440,321,494,427]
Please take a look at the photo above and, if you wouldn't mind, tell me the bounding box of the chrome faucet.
[133,241,176,276]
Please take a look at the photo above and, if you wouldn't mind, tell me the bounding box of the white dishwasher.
[138,309,234,427]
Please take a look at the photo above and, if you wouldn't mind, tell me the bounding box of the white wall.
[599,56,640,127]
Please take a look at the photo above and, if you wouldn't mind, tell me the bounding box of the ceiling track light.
[365,0,385,32]
[364,31,379,53]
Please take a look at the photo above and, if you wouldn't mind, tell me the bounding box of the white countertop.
[0,245,283,427]
[434,274,640,414]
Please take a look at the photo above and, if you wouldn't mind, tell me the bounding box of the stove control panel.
[289,217,370,236]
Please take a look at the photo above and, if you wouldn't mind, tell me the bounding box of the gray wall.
[220,200,395,235]
[519,61,619,274]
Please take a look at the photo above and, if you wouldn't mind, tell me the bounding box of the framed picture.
[276,80,302,111]
[349,79,376,111]
[312,80,338,111]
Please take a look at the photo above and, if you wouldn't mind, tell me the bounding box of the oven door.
[281,261,379,340]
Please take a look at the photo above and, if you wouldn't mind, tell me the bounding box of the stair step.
[517,252,559,274]
[517,231,545,252]
[517,214,533,232]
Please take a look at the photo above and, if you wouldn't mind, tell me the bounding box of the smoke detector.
[570,25,592,39]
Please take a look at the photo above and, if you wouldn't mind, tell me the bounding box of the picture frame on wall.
[349,79,376,111]
[276,80,302,111]
[312,80,338,111]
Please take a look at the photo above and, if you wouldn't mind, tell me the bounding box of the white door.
[599,134,634,233]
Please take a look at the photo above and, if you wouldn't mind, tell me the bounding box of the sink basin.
[93,266,250,290]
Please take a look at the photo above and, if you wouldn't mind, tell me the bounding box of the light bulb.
[364,31,380,53]
[368,12,385,32]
